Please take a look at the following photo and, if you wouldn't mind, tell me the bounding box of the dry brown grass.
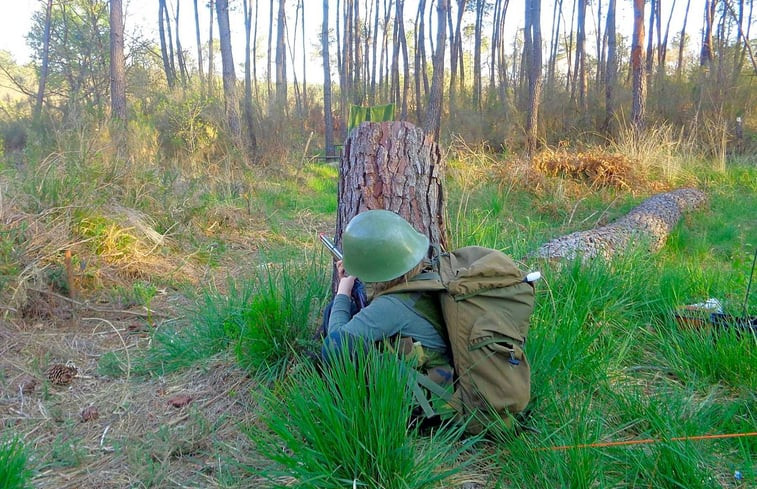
[531,147,641,191]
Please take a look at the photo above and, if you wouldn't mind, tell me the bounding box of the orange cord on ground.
[542,431,757,451]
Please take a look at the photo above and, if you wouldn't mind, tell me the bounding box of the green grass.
[131,253,330,378]
[247,348,475,488]
[0,436,32,489]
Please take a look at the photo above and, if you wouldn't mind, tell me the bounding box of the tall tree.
[207,0,214,97]
[192,0,204,88]
[676,0,692,79]
[158,0,176,88]
[109,0,126,121]
[242,0,257,153]
[35,0,54,118]
[174,0,189,87]
[323,0,335,155]
[449,0,466,108]
[215,0,242,148]
[701,0,716,68]
[572,0,587,111]
[524,0,542,157]
[275,0,288,110]
[414,0,428,122]
[631,0,646,134]
[425,0,448,140]
[473,0,485,110]
[604,0,617,135]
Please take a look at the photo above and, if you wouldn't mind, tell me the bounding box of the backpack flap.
[441,247,525,296]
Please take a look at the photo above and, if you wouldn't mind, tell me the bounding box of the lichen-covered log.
[533,188,707,260]
[335,121,447,251]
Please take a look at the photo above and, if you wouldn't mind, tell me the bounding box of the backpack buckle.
[508,350,520,366]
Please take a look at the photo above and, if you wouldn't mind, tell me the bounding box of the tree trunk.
[158,0,175,88]
[547,0,562,87]
[631,0,646,134]
[215,0,242,148]
[676,0,691,80]
[398,0,410,119]
[449,0,466,110]
[35,0,53,118]
[267,0,274,104]
[525,0,542,158]
[193,0,205,89]
[275,0,288,111]
[604,0,617,136]
[701,0,715,68]
[207,0,214,98]
[109,0,127,121]
[473,0,484,110]
[243,0,257,153]
[415,0,427,123]
[336,121,447,252]
[174,0,188,87]
[572,0,587,111]
[370,0,380,104]
[645,0,656,90]
[425,0,448,140]
[533,188,707,261]
[323,0,335,156]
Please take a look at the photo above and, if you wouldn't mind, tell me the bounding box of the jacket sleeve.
[328,295,403,341]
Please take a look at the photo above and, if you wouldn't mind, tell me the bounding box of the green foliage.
[0,221,26,292]
[0,436,32,489]
[248,348,473,488]
[136,255,329,377]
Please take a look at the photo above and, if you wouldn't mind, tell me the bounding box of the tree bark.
[35,0,53,119]
[701,0,716,68]
[158,0,175,88]
[207,0,214,98]
[425,0,448,140]
[275,0,288,111]
[323,0,335,156]
[215,0,242,148]
[604,0,617,136]
[109,0,127,121]
[473,0,484,110]
[676,0,691,80]
[336,121,447,252]
[174,0,188,87]
[525,0,542,158]
[193,0,205,89]
[533,188,707,261]
[572,0,587,111]
[449,0,466,109]
[631,0,646,134]
[243,0,258,153]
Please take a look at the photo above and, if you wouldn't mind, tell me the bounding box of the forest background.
[0,1,755,488]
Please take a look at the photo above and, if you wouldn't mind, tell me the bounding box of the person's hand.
[336,260,357,296]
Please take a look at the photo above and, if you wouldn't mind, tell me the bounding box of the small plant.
[132,281,158,325]
[0,435,33,489]
[248,347,473,488]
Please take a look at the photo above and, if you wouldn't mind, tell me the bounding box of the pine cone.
[46,364,77,385]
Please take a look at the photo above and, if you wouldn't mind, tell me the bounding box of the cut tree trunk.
[533,188,707,260]
[334,121,447,254]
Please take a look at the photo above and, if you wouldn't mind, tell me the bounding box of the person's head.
[341,210,429,284]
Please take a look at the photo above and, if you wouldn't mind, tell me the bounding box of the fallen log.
[532,188,708,260]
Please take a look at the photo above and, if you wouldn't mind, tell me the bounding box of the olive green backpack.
[384,246,536,434]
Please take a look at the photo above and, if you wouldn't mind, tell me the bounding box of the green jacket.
[328,291,448,353]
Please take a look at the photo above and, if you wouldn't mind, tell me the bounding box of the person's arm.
[328,295,403,341]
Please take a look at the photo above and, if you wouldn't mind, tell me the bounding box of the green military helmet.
[342,210,430,282]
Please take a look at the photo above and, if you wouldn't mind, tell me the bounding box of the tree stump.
[532,188,708,260]
[334,121,447,253]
